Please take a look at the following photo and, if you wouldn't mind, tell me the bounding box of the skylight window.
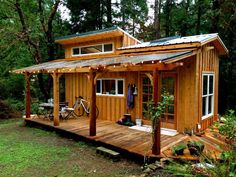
[72,43,113,56]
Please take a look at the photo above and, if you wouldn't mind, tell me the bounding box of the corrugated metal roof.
[55,26,118,41]
[12,51,193,73]
[54,26,140,44]
[119,33,219,50]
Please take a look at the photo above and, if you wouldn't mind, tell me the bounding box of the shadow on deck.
[24,117,228,162]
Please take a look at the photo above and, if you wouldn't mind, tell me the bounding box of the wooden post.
[152,69,161,155]
[52,72,60,126]
[89,71,96,136]
[25,73,31,118]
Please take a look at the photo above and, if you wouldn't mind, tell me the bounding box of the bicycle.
[75,96,99,118]
[61,96,99,119]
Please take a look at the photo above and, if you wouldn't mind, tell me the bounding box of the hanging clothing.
[127,84,134,109]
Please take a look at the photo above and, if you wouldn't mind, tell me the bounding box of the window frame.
[72,43,114,56]
[202,73,214,120]
[96,78,124,97]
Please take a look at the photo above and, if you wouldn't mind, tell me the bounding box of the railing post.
[89,71,96,136]
[52,72,60,126]
[152,69,161,155]
[25,73,31,118]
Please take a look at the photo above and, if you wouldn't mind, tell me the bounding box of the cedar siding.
[13,27,228,134]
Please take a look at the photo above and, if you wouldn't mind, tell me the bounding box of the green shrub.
[218,109,236,141]
[172,143,186,156]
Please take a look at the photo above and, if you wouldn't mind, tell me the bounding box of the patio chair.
[61,97,80,119]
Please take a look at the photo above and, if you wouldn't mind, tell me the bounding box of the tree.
[66,0,114,33]
[116,0,148,36]
[0,0,65,101]
[154,0,162,39]
[217,0,236,112]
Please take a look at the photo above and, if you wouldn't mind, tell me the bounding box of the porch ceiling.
[12,51,193,74]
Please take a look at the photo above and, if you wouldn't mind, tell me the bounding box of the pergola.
[13,50,194,155]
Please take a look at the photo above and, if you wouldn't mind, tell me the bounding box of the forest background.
[0,0,235,117]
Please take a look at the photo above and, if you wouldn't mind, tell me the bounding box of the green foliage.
[187,140,204,147]
[218,110,236,141]
[171,143,187,156]
[147,91,174,125]
[165,161,193,176]
[166,149,236,177]
[118,0,148,35]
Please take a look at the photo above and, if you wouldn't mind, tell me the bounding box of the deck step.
[96,146,120,161]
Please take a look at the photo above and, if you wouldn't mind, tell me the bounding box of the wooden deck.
[24,117,228,162]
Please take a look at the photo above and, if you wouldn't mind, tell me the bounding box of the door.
[161,73,177,129]
[141,74,153,124]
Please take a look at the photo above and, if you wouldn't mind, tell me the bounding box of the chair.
[61,98,80,119]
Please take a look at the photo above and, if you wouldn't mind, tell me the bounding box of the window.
[141,76,153,119]
[96,79,124,96]
[72,43,113,56]
[202,74,214,119]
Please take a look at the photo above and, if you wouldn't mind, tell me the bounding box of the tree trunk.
[15,0,60,100]
[154,0,161,39]
[106,0,112,27]
[196,0,202,34]
[211,0,220,33]
[165,0,171,37]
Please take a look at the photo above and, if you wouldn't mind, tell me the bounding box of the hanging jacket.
[127,84,134,109]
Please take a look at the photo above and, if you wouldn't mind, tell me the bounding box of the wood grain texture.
[25,117,227,161]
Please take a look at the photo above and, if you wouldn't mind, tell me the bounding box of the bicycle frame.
[79,98,90,114]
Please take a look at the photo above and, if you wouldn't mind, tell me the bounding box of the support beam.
[152,69,161,155]
[52,72,60,126]
[25,73,31,118]
[89,71,97,136]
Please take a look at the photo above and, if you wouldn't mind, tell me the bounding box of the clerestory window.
[72,43,113,56]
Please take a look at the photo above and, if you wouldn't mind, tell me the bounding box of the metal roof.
[119,33,221,50]
[55,26,118,41]
[12,51,193,73]
[54,26,140,44]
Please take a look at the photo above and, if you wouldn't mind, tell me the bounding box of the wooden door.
[161,73,177,129]
[141,74,153,124]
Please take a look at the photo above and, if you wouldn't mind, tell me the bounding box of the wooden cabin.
[13,27,228,154]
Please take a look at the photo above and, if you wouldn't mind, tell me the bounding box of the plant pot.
[174,148,184,155]
[172,143,186,156]
[187,141,205,156]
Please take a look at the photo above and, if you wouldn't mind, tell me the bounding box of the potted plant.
[172,143,187,156]
[187,141,205,156]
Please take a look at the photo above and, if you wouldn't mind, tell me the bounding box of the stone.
[148,164,158,171]
[143,167,152,173]
[160,157,173,165]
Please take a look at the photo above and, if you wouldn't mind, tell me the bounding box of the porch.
[24,117,228,161]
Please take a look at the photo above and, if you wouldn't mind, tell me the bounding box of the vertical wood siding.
[176,45,219,132]
[176,56,197,132]
[198,45,219,130]
[65,72,140,122]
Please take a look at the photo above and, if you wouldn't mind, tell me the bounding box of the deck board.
[25,117,227,161]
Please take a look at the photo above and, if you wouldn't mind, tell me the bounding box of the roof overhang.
[55,27,140,45]
[12,51,194,74]
[117,33,228,56]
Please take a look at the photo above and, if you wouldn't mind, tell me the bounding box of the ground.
[0,119,143,177]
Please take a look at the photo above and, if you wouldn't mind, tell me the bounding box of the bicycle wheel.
[87,106,99,118]
[76,104,85,117]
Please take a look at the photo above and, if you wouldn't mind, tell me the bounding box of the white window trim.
[72,42,114,57]
[96,78,124,97]
[202,73,214,120]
